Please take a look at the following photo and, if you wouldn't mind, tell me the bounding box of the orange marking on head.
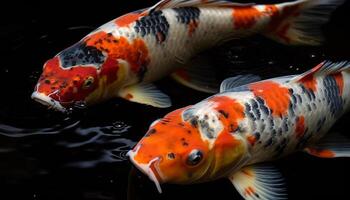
[188,20,199,37]
[306,148,335,158]
[133,106,205,165]
[232,6,262,29]
[295,116,305,138]
[37,57,99,103]
[115,13,144,27]
[132,106,213,183]
[249,81,291,117]
[85,32,150,75]
[332,73,344,95]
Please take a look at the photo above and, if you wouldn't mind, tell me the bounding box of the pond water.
[1,0,350,199]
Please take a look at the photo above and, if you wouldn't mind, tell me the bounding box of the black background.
[0,0,350,200]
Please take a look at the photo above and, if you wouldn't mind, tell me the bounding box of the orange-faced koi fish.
[32,0,344,112]
[129,60,350,199]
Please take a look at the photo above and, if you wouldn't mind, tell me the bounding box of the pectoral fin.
[119,84,171,108]
[304,132,350,158]
[229,165,286,200]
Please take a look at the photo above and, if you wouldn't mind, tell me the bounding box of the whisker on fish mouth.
[128,148,163,193]
[31,91,67,112]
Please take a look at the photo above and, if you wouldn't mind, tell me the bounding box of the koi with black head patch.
[32,0,344,112]
[129,60,350,199]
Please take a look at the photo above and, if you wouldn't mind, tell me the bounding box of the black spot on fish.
[145,128,157,137]
[59,41,106,68]
[173,7,201,25]
[323,76,343,117]
[190,118,198,128]
[134,10,169,43]
[167,152,176,159]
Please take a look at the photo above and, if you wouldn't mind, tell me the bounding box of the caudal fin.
[266,0,345,45]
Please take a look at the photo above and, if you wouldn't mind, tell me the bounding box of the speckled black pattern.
[59,42,105,68]
[183,107,218,139]
[173,7,201,25]
[323,76,344,117]
[134,10,169,43]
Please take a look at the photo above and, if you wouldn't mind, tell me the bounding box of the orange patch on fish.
[305,148,335,158]
[188,20,199,37]
[295,116,305,138]
[208,96,245,130]
[299,75,318,92]
[332,73,344,95]
[115,13,144,27]
[85,32,150,74]
[249,81,291,117]
[232,6,262,29]
[132,106,204,165]
[100,57,119,84]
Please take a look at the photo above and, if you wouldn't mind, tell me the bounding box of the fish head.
[31,33,128,112]
[128,104,248,191]
[32,54,102,112]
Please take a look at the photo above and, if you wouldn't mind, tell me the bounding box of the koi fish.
[32,0,344,112]
[128,60,350,198]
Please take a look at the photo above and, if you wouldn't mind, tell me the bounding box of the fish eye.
[186,149,203,166]
[83,76,94,89]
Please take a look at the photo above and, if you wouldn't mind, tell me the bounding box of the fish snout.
[128,148,164,193]
[31,91,66,112]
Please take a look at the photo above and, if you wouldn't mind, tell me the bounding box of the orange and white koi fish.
[129,60,350,198]
[32,0,344,112]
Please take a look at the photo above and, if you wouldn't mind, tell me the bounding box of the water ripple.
[0,120,81,138]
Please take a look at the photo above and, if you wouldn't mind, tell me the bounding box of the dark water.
[1,0,350,199]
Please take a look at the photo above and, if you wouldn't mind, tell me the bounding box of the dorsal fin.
[291,60,350,83]
[220,74,261,93]
[146,0,254,13]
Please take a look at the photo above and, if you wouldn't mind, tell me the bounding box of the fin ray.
[220,75,261,93]
[291,60,350,83]
[229,164,287,200]
[119,84,171,108]
[266,0,345,45]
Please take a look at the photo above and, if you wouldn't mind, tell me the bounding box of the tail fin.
[265,0,345,45]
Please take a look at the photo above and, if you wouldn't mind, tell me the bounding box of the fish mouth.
[31,91,67,112]
[127,147,163,193]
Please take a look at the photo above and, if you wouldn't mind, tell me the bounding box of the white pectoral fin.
[119,84,171,108]
[229,165,286,200]
[304,132,350,158]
